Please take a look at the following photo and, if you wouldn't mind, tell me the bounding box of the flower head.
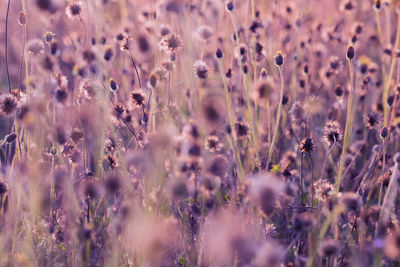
[65,1,82,19]
[193,60,209,79]
[160,32,183,52]
[0,94,19,117]
[27,39,44,56]
[323,120,342,146]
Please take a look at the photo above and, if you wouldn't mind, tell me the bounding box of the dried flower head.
[234,121,249,139]
[193,60,209,79]
[0,94,19,117]
[119,36,131,51]
[65,1,82,19]
[366,112,380,128]
[27,39,44,56]
[112,103,125,119]
[160,32,183,52]
[130,90,146,108]
[153,66,169,81]
[196,25,213,41]
[314,179,334,202]
[205,135,223,153]
[299,137,315,153]
[323,120,343,146]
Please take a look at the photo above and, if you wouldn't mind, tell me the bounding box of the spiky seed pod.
[299,137,315,153]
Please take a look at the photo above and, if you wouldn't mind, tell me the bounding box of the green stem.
[336,60,355,191]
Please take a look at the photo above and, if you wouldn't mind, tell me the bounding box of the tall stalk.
[5,0,11,92]
[336,47,356,191]
[228,8,258,164]
[267,62,284,168]
[383,15,400,126]
[216,55,244,177]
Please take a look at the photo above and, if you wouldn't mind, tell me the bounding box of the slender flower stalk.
[336,45,356,191]
[128,49,142,89]
[216,49,244,177]
[320,137,336,181]
[267,52,285,168]
[383,15,400,126]
[5,0,11,92]
[227,6,259,164]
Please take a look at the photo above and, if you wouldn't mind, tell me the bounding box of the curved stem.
[128,49,142,89]
[320,137,336,181]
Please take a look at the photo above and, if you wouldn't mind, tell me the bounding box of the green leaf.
[179,256,186,266]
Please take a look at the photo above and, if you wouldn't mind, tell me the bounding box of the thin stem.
[267,66,284,167]
[383,15,400,126]
[300,153,304,207]
[228,9,258,164]
[167,57,173,107]
[320,137,336,181]
[310,153,314,208]
[128,49,142,89]
[336,59,355,191]
[5,0,11,92]
[79,15,87,46]
[266,99,271,145]
[217,58,244,177]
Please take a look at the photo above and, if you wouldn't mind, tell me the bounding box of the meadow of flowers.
[1,0,400,266]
